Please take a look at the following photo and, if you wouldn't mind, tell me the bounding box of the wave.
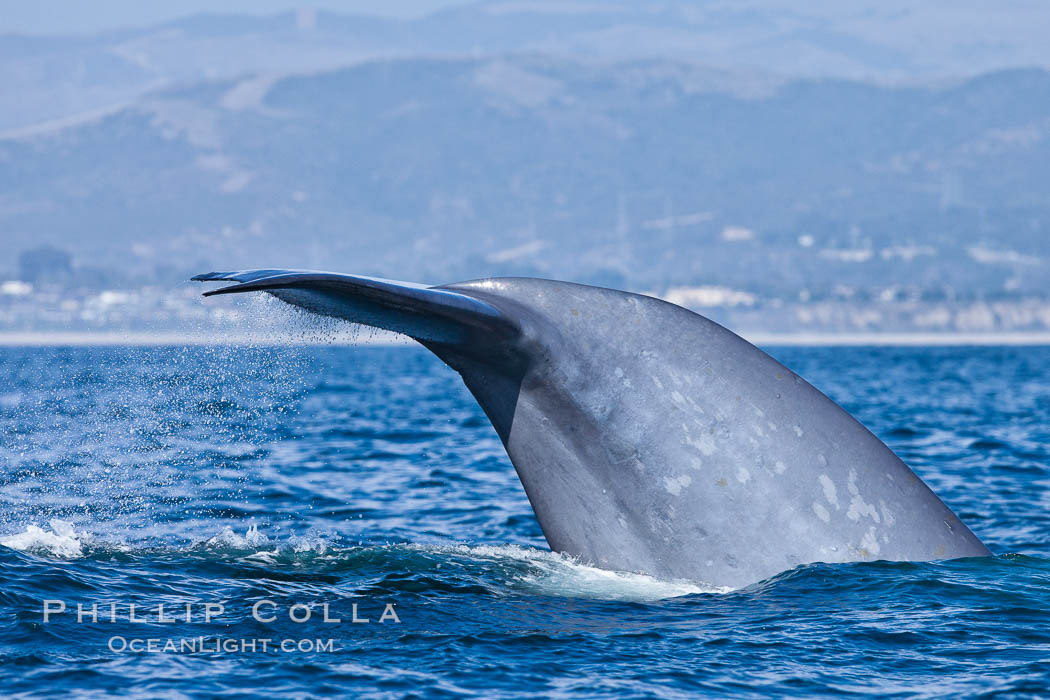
[0,521,727,601]
[0,520,93,558]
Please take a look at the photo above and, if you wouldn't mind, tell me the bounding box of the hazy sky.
[0,0,472,35]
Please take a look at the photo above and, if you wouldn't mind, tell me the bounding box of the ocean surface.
[1,343,1049,698]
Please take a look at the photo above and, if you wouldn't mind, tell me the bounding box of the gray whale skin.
[195,269,990,588]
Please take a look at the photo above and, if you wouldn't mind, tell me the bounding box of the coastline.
[2,330,1050,347]
[0,331,414,347]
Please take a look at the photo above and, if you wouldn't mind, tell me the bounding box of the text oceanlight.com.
[41,599,402,654]
[108,637,338,654]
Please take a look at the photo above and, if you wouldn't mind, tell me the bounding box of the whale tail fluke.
[192,269,515,346]
[194,268,991,586]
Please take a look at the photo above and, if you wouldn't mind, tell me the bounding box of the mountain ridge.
[1,57,1047,301]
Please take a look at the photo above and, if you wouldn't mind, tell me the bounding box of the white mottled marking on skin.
[615,367,624,378]
[860,527,881,556]
[774,461,786,474]
[879,500,896,527]
[812,502,831,523]
[736,467,750,484]
[794,425,804,437]
[687,433,717,456]
[618,516,627,529]
[690,457,703,470]
[848,499,880,522]
[768,421,777,431]
[671,391,685,405]
[651,375,664,390]
[663,474,692,496]
[819,474,839,508]
[752,424,764,437]
[818,454,828,467]
[846,469,880,522]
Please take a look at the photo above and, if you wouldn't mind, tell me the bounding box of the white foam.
[290,535,329,554]
[443,543,731,601]
[197,525,329,560]
[0,520,89,558]
[203,524,270,548]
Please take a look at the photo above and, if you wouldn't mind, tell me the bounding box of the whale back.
[440,278,988,588]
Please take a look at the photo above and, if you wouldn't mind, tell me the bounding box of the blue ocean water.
[1,343,1049,698]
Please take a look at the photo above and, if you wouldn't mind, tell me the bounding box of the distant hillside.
[1,58,1047,300]
[4,1,1050,131]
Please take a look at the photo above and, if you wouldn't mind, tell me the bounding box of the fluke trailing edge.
[194,270,991,588]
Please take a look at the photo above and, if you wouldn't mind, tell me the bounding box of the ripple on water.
[1,345,1049,696]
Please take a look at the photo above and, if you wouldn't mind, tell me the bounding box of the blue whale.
[195,270,990,588]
